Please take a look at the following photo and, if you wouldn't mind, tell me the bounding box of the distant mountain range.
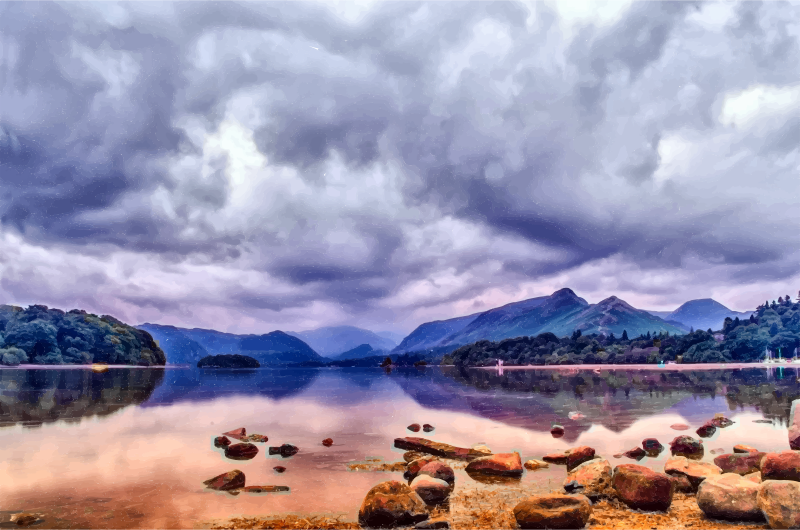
[644,299,752,333]
[286,325,398,357]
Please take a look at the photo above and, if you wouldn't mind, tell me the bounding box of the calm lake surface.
[1,365,799,528]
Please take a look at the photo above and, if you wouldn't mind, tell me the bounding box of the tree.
[621,330,629,341]
[779,297,784,304]
[769,323,779,337]
[646,331,651,340]
[571,329,582,340]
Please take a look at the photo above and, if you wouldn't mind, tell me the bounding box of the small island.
[197,354,260,369]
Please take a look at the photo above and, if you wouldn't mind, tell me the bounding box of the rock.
[709,415,735,428]
[564,480,584,494]
[358,480,429,528]
[203,470,246,491]
[394,437,487,461]
[669,435,704,459]
[471,444,492,455]
[214,436,231,448]
[761,450,800,481]
[245,434,268,443]
[269,444,299,458]
[563,458,612,500]
[696,473,762,521]
[322,438,333,447]
[642,438,664,456]
[542,451,569,465]
[524,459,549,471]
[567,446,596,472]
[713,452,766,475]
[696,422,716,438]
[790,398,800,450]
[410,475,450,505]
[418,461,455,486]
[551,425,565,437]
[407,423,421,432]
[664,456,722,491]
[225,443,259,460]
[422,424,434,433]
[403,451,426,463]
[273,466,286,473]
[612,464,673,511]
[465,452,523,477]
[668,475,694,493]
[513,494,592,529]
[415,517,449,529]
[758,480,800,528]
[243,485,290,493]
[670,423,690,431]
[623,447,646,461]
[734,444,760,454]
[744,471,761,484]
[10,513,41,527]
[404,456,439,481]
[222,427,247,441]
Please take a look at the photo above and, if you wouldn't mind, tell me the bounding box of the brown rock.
[225,443,259,460]
[668,474,694,493]
[513,494,592,529]
[410,475,450,505]
[696,473,762,521]
[243,485,290,493]
[761,450,800,481]
[563,458,612,500]
[758,480,800,528]
[273,466,286,473]
[713,452,766,475]
[268,444,299,458]
[222,427,247,441]
[567,446,596,472]
[403,451,426,463]
[358,480,429,528]
[394,437,487,460]
[422,424,434,433]
[10,513,41,527]
[407,423,421,432]
[744,471,761,484]
[734,444,760,454]
[465,452,523,477]
[612,464,673,511]
[551,425,565,437]
[623,447,646,461]
[203,469,245,491]
[404,456,439,481]
[664,456,722,491]
[418,462,455,486]
[790,398,800,450]
[214,436,231,448]
[670,423,690,431]
[669,435,704,459]
[696,422,716,438]
[642,438,664,456]
[524,459,549,471]
[322,438,333,447]
[471,444,492,455]
[708,415,735,428]
[542,451,569,466]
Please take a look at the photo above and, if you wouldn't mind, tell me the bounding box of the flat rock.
[222,427,247,441]
[612,464,673,511]
[410,475,450,505]
[404,456,439,481]
[214,436,231,448]
[268,444,299,458]
[204,469,245,491]
[394,437,487,461]
[225,443,259,460]
[563,458,612,500]
[790,399,800,450]
[242,485,290,493]
[664,456,722,492]
[524,459,549,471]
[734,444,760,454]
[758,480,800,529]
[669,435,704,459]
[713,452,766,475]
[358,480,429,528]
[513,494,592,529]
[761,450,800,481]
[418,461,455,486]
[465,452,523,477]
[696,473,763,521]
[567,446,596,472]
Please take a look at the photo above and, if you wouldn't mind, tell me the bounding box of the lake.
[1,365,798,528]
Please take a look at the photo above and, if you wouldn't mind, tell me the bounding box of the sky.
[1,0,799,336]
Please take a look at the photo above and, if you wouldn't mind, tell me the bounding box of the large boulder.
[713,452,766,475]
[563,459,612,500]
[465,452,523,477]
[203,470,245,491]
[669,436,704,460]
[358,481,429,528]
[567,446,596,472]
[404,456,439,481]
[225,443,259,460]
[642,438,664,457]
[664,456,722,492]
[696,473,763,521]
[410,475,450,506]
[761,450,800,481]
[757,480,800,529]
[418,462,455,486]
[394,437,487,460]
[668,474,694,493]
[513,494,592,529]
[612,464,673,512]
[790,398,800,450]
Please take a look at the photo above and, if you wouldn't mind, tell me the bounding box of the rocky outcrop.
[758,480,800,529]
[358,481,428,528]
[418,462,455,486]
[394,437,487,460]
[225,443,259,460]
[465,452,523,477]
[410,475,450,505]
[563,458,612,500]
[513,494,592,529]
[204,470,245,491]
[664,456,722,492]
[696,473,763,521]
[761,450,800,481]
[669,436,704,459]
[612,464,673,512]
[713,452,765,475]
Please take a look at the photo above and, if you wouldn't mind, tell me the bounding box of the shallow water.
[0,365,798,528]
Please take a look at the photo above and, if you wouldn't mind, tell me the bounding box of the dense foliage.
[197,354,260,368]
[0,305,166,366]
[445,294,800,366]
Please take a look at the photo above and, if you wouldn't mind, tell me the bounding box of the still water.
[0,366,798,528]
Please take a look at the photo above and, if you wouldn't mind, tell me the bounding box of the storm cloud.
[1,0,799,334]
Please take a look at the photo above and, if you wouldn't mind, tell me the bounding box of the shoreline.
[475,362,800,371]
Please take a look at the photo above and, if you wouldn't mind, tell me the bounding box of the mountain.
[645,299,752,332]
[392,313,482,354]
[239,330,324,364]
[546,296,686,337]
[286,325,398,357]
[137,324,208,365]
[332,343,376,360]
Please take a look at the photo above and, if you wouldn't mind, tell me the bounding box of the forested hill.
[0,304,166,366]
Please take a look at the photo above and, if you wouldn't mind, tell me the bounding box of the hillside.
[546,296,685,337]
[392,313,481,354]
[332,343,382,360]
[287,325,397,357]
[137,324,208,365]
[646,299,752,332]
[0,305,165,366]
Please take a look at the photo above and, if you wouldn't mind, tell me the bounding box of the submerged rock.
[394,437,487,460]
[664,456,722,492]
[713,452,766,475]
[225,443,259,460]
[513,494,592,529]
[358,480,429,528]
[669,435,704,459]
[612,464,673,512]
[761,450,800,481]
[696,473,763,521]
[269,444,299,458]
[204,470,245,491]
[410,475,450,505]
[465,452,523,477]
[563,458,612,500]
[758,480,800,528]
[214,436,231,448]
[243,485,290,493]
